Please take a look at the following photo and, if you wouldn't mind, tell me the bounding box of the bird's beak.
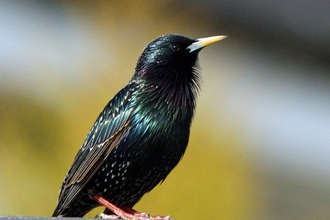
[187,35,227,53]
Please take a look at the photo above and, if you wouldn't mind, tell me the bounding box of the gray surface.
[0,217,93,220]
[0,217,167,220]
[0,217,87,220]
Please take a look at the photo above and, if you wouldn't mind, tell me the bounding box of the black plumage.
[53,34,226,219]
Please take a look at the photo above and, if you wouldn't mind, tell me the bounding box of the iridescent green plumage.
[53,34,225,218]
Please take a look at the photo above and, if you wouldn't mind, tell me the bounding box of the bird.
[52,34,226,220]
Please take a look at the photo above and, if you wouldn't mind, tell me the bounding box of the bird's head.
[134,34,226,79]
[131,34,226,119]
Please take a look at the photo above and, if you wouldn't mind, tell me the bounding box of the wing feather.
[53,84,136,216]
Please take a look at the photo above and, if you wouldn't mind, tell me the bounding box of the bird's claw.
[96,212,172,220]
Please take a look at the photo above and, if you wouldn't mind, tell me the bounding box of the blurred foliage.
[0,89,65,214]
[0,1,262,219]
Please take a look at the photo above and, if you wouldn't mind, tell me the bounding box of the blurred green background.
[1,1,330,220]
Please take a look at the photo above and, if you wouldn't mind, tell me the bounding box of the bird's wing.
[54,84,136,216]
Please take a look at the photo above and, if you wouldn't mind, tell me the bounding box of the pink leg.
[90,194,172,220]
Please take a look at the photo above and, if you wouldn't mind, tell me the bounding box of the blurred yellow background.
[1,1,330,220]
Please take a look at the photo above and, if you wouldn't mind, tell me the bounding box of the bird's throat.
[136,81,198,123]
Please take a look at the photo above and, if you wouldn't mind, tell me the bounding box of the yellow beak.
[187,35,227,53]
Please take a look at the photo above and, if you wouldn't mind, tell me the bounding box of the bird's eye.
[170,44,180,52]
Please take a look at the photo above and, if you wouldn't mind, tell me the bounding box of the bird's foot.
[90,193,172,220]
[97,212,171,220]
[121,206,172,220]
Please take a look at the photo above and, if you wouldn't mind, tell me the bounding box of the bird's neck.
[132,72,200,123]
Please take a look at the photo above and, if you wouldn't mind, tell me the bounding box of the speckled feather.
[53,34,203,217]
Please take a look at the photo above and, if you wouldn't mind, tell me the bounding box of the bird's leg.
[90,194,133,219]
[90,193,172,220]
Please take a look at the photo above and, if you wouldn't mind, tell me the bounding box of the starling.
[52,34,226,219]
